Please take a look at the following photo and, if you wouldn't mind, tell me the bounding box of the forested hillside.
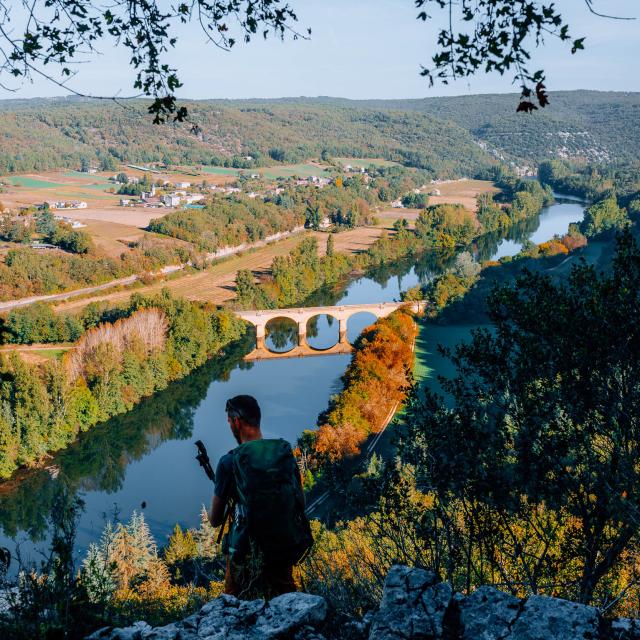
[0,98,494,177]
[246,92,640,165]
[344,92,640,164]
[1,91,637,176]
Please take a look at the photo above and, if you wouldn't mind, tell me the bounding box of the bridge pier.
[338,318,349,345]
[255,322,267,350]
[298,321,308,347]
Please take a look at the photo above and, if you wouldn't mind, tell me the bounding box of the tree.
[0,0,616,120]
[404,230,640,605]
[326,234,335,257]
[580,195,629,237]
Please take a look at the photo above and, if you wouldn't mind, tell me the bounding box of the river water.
[0,195,586,564]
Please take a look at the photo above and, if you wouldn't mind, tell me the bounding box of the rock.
[89,592,327,640]
[458,586,522,640]
[610,618,640,640]
[86,622,153,640]
[254,592,327,637]
[368,565,452,640]
[510,594,599,640]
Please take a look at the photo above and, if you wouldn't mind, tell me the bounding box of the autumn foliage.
[307,309,417,464]
[66,309,168,381]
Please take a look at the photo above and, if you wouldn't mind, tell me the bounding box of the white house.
[175,181,191,189]
[161,194,181,207]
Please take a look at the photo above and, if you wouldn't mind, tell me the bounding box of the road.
[0,227,306,313]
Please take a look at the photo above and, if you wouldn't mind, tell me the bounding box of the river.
[0,195,586,565]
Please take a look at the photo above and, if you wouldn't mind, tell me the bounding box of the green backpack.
[228,438,313,566]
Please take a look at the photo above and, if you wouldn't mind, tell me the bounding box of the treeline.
[0,291,246,478]
[234,237,352,309]
[539,159,640,238]
[148,196,304,253]
[0,238,192,302]
[299,309,417,472]
[0,99,497,177]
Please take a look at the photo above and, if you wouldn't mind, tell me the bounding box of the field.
[54,226,390,314]
[0,170,117,209]
[201,163,331,180]
[428,179,500,211]
[0,344,72,365]
[334,157,401,169]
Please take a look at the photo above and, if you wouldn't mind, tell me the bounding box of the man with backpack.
[209,394,313,599]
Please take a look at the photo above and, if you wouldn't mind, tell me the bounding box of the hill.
[0,98,495,178]
[0,91,638,176]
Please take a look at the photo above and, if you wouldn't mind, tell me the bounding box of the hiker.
[209,394,313,599]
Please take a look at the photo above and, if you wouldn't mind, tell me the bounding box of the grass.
[414,322,484,397]
[200,167,242,176]
[334,157,401,168]
[31,348,66,360]
[5,176,67,189]
[257,164,330,179]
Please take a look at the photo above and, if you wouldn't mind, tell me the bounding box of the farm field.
[0,170,119,210]
[334,157,401,169]
[427,178,499,211]
[54,226,390,314]
[201,162,330,180]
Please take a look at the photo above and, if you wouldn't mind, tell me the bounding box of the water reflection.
[265,317,298,352]
[306,314,339,351]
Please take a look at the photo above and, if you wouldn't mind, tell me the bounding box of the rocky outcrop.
[86,592,328,640]
[369,565,633,640]
[87,565,640,640]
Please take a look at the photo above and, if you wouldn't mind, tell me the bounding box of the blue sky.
[7,0,640,100]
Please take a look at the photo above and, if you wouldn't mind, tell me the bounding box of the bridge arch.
[264,316,298,353]
[345,310,378,344]
[305,313,341,351]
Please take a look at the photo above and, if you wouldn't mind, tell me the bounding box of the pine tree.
[326,234,334,257]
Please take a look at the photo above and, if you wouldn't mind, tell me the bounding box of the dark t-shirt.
[214,451,236,505]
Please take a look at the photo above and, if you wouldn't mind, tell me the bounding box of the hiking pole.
[195,440,216,483]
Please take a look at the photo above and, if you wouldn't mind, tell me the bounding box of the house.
[250,173,261,179]
[161,194,181,207]
[391,199,404,208]
[54,215,86,228]
[175,181,191,189]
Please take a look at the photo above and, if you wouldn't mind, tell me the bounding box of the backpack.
[228,438,313,566]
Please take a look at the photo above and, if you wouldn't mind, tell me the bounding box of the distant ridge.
[0,90,638,174]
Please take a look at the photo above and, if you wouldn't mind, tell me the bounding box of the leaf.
[516,101,538,113]
[535,82,550,108]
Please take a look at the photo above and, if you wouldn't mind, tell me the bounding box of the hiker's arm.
[209,494,226,528]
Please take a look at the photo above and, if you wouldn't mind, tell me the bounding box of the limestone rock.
[86,592,326,640]
[610,618,640,640]
[510,594,599,640]
[368,565,452,640]
[458,585,522,640]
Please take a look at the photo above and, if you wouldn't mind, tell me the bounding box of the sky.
[4,0,640,101]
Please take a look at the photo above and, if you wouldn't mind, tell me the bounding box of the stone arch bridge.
[236,301,425,360]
